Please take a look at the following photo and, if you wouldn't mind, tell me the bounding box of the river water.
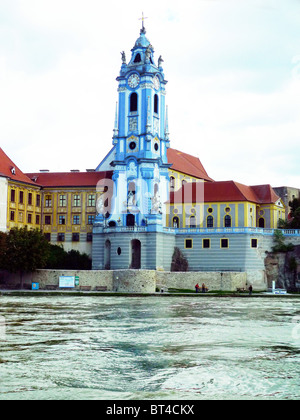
[0,295,299,400]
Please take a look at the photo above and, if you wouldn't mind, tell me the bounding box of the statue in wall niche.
[158,55,164,67]
[128,190,135,206]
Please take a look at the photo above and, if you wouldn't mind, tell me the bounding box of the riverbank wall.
[0,268,267,293]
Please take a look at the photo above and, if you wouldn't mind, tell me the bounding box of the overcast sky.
[0,0,299,188]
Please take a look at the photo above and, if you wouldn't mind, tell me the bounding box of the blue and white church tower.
[92,22,174,270]
[111,21,171,228]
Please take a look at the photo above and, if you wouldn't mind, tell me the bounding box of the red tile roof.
[167,148,213,182]
[25,171,113,188]
[251,184,280,204]
[0,148,37,185]
[168,180,280,205]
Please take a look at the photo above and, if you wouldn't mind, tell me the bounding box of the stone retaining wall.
[156,270,266,292]
[0,268,267,292]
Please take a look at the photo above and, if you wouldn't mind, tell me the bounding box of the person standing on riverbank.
[249,285,253,296]
[195,283,200,293]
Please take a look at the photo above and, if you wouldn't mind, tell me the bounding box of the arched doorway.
[131,239,141,269]
[104,239,111,270]
[258,217,265,228]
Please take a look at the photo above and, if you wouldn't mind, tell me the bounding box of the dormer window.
[11,167,16,175]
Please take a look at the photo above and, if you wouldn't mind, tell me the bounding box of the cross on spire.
[139,12,148,32]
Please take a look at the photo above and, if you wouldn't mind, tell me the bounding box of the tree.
[45,244,67,269]
[272,229,294,253]
[3,227,50,288]
[65,250,92,270]
[0,231,7,269]
[279,198,300,229]
[45,244,92,270]
[171,247,189,272]
[288,198,300,229]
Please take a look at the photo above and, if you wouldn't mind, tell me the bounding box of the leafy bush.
[272,229,294,252]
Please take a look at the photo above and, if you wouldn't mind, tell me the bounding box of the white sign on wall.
[59,276,75,288]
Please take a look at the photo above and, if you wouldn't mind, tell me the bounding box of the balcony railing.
[103,226,147,233]
[163,227,300,236]
[96,225,300,236]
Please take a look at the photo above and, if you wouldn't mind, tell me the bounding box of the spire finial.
[139,12,148,33]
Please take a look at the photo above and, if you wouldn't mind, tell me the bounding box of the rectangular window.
[45,215,51,225]
[19,191,24,204]
[10,190,15,202]
[59,195,66,207]
[28,193,33,205]
[57,233,65,242]
[72,233,80,242]
[87,233,93,242]
[10,211,15,221]
[45,195,52,207]
[36,194,41,207]
[251,238,258,248]
[185,239,193,249]
[203,239,210,249]
[59,215,66,225]
[73,215,80,225]
[36,215,40,225]
[73,195,81,207]
[27,214,32,224]
[87,215,95,225]
[88,194,96,207]
[221,238,229,248]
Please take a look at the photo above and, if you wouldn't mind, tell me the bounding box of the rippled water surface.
[0,295,300,400]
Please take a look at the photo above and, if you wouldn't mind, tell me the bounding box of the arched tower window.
[258,217,265,228]
[154,94,159,114]
[130,93,138,112]
[134,53,141,63]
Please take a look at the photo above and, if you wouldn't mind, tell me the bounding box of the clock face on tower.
[153,76,160,90]
[128,74,140,88]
